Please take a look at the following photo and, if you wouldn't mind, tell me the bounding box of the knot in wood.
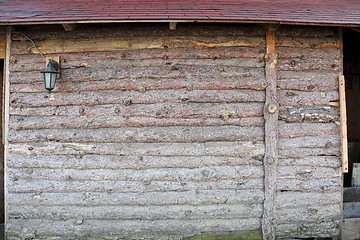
[139,86,146,93]
[266,157,274,164]
[123,99,132,106]
[267,103,277,114]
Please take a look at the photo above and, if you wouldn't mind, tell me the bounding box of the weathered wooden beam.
[262,27,279,240]
[62,24,77,32]
[339,75,348,173]
[169,22,177,31]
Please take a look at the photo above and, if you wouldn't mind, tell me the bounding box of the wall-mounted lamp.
[41,59,59,92]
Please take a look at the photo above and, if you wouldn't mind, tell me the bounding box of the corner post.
[262,24,279,240]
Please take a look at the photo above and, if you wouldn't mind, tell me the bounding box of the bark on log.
[9,116,264,130]
[7,154,263,170]
[8,141,265,157]
[8,126,264,143]
[10,102,264,118]
[262,28,278,240]
[8,178,265,194]
[6,218,261,239]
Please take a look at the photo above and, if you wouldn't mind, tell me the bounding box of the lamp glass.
[42,59,59,91]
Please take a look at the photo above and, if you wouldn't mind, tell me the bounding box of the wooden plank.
[343,202,360,218]
[11,35,265,54]
[262,27,278,240]
[4,27,12,228]
[339,75,348,173]
[343,187,360,202]
[0,33,5,59]
[342,218,360,240]
[352,163,360,187]
[11,24,266,41]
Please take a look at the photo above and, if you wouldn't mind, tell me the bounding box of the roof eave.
[0,19,359,27]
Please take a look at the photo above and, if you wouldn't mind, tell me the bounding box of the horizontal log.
[11,35,265,55]
[279,105,339,123]
[278,90,339,106]
[279,147,340,158]
[10,57,265,72]
[278,69,339,81]
[278,156,341,168]
[279,122,339,138]
[8,165,264,182]
[276,191,341,208]
[277,47,340,59]
[275,221,340,238]
[277,58,341,71]
[9,204,263,221]
[9,116,264,130]
[276,177,342,192]
[10,89,265,108]
[277,77,338,92]
[6,218,261,238]
[8,189,264,206]
[11,76,265,93]
[279,134,340,149]
[276,37,340,48]
[8,154,263,170]
[275,26,335,37]
[8,141,265,157]
[10,66,265,85]
[275,204,340,224]
[8,126,264,143]
[12,24,266,41]
[10,47,264,67]
[277,166,341,181]
[8,178,264,193]
[10,102,264,118]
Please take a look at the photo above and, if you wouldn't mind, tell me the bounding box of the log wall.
[5,23,342,239]
[275,26,342,238]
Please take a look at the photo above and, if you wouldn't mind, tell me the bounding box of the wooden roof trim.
[0,19,359,28]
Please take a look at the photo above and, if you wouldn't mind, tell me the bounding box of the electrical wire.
[0,31,46,59]
[12,32,46,59]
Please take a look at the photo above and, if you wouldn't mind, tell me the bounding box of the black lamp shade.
[41,60,59,91]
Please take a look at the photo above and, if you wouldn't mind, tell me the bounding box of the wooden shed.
[0,0,359,239]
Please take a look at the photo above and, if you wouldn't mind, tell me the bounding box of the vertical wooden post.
[262,25,279,240]
[339,75,348,173]
[3,27,12,229]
